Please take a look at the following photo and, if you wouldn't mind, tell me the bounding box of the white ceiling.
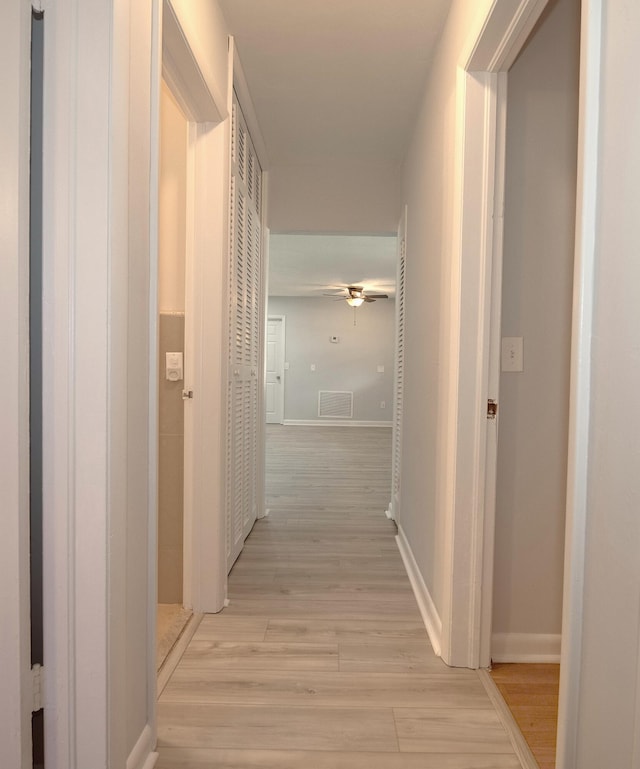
[217,0,452,166]
[268,234,397,297]
[218,0,451,295]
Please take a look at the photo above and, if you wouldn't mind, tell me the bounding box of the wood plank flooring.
[156,425,523,768]
[490,663,560,769]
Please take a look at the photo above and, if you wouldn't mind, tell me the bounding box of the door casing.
[444,1,601,768]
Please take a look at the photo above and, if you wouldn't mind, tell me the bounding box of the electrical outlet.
[380,401,386,409]
[310,363,316,371]
[377,365,385,373]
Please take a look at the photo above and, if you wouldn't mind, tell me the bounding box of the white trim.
[126,725,158,769]
[231,38,270,170]
[478,670,539,769]
[283,419,393,428]
[491,633,562,663]
[160,2,230,616]
[162,0,223,123]
[0,3,32,767]
[479,70,507,669]
[148,0,162,748]
[396,526,442,658]
[442,0,556,672]
[557,1,602,765]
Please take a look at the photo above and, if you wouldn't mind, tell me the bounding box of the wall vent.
[318,390,353,419]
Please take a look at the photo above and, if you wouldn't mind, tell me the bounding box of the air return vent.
[318,390,353,419]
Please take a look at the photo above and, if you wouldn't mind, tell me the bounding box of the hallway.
[156,426,522,768]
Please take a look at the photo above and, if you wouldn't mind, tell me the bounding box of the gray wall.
[492,0,580,640]
[268,296,395,423]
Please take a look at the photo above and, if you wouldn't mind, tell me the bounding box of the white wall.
[398,0,495,617]
[268,297,395,423]
[492,0,580,648]
[268,162,401,233]
[569,2,640,765]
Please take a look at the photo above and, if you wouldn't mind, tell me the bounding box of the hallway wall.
[492,0,580,657]
[268,162,401,233]
[398,0,495,620]
[267,296,395,423]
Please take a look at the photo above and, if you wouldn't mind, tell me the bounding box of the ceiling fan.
[324,285,389,307]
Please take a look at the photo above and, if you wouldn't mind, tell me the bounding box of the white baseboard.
[396,525,442,657]
[282,419,393,427]
[126,724,158,769]
[492,632,561,663]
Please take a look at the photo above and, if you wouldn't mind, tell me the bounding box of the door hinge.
[31,664,44,713]
[487,399,498,420]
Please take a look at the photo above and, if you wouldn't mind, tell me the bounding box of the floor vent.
[318,390,353,419]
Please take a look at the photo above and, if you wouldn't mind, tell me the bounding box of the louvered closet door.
[391,228,406,520]
[226,94,263,571]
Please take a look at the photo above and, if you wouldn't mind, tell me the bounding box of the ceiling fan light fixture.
[346,296,365,307]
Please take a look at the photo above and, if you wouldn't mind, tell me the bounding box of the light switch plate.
[501,337,523,372]
[377,365,385,373]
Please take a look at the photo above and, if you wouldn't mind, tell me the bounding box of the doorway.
[156,79,191,669]
[488,0,581,765]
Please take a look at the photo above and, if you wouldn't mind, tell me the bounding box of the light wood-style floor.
[156,425,523,768]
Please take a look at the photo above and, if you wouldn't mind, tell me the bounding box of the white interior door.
[265,317,285,424]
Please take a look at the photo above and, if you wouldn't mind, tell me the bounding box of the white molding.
[231,38,270,170]
[282,419,393,428]
[466,0,549,72]
[126,725,159,769]
[478,670,540,769]
[0,3,32,767]
[162,0,224,124]
[492,633,562,663]
[396,526,442,657]
[557,1,602,766]
[148,0,162,751]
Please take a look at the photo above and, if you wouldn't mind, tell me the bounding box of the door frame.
[445,0,601,765]
[266,315,286,425]
[159,0,229,615]
[0,2,32,766]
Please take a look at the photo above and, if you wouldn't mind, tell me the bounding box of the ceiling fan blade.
[364,293,389,299]
[364,296,376,303]
[323,292,346,297]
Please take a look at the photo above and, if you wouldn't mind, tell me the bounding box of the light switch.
[377,365,385,373]
[310,363,316,371]
[166,351,183,381]
[330,336,340,344]
[501,337,523,372]
[284,362,290,370]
